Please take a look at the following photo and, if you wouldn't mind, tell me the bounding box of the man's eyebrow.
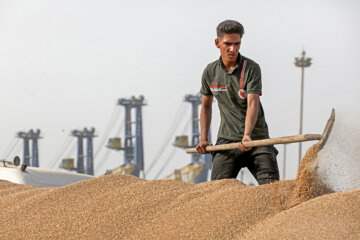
[223,41,241,44]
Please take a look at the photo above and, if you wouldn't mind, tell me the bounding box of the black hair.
[216,20,244,38]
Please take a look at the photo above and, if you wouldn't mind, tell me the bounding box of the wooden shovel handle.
[185,134,322,154]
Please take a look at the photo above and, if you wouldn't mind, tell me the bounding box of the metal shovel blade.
[318,108,335,151]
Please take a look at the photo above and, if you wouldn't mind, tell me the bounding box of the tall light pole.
[294,50,312,165]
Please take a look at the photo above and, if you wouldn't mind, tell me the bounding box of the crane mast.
[170,93,212,183]
[106,95,146,178]
[17,129,42,167]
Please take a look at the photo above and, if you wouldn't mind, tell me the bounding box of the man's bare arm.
[238,93,259,151]
[196,95,213,154]
[244,93,259,136]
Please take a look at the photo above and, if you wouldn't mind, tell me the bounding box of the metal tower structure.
[17,129,42,167]
[84,128,96,175]
[71,128,96,175]
[106,96,146,177]
[71,130,85,174]
[172,94,212,183]
[17,131,30,166]
[30,129,41,167]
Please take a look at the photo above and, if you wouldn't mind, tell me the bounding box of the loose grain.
[0,144,359,240]
[290,143,333,207]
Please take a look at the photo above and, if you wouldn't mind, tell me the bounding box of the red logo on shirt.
[238,89,247,99]
[210,83,227,93]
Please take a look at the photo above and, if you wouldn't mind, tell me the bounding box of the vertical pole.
[298,67,304,164]
[135,104,144,176]
[77,134,84,173]
[86,129,94,175]
[191,101,199,165]
[192,101,200,147]
[124,104,133,165]
[31,129,41,167]
[295,50,312,166]
[32,138,39,167]
[23,137,30,166]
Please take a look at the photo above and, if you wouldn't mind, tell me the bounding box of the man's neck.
[224,63,236,71]
[221,57,238,71]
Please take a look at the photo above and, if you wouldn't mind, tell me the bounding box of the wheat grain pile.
[1,144,359,240]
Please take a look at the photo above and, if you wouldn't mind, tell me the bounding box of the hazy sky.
[0,0,359,181]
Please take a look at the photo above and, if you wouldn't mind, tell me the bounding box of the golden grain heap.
[1,144,359,240]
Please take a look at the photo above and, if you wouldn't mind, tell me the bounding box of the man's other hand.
[196,141,212,154]
[238,135,252,151]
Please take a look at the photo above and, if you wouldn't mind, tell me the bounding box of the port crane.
[166,94,212,183]
[105,96,146,178]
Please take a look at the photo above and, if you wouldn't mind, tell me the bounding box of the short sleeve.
[246,64,262,95]
[200,67,213,96]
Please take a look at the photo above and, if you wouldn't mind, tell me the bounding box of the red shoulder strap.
[240,60,247,89]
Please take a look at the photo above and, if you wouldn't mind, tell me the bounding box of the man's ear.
[215,38,220,48]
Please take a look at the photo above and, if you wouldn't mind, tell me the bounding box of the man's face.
[215,33,241,63]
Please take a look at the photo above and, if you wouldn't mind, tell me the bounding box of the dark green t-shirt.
[200,54,270,141]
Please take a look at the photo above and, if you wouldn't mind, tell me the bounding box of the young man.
[196,20,279,185]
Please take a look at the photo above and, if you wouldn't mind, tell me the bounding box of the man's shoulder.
[202,59,221,80]
[242,55,260,69]
[204,59,220,71]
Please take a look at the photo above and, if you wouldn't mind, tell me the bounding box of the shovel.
[186,108,335,154]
